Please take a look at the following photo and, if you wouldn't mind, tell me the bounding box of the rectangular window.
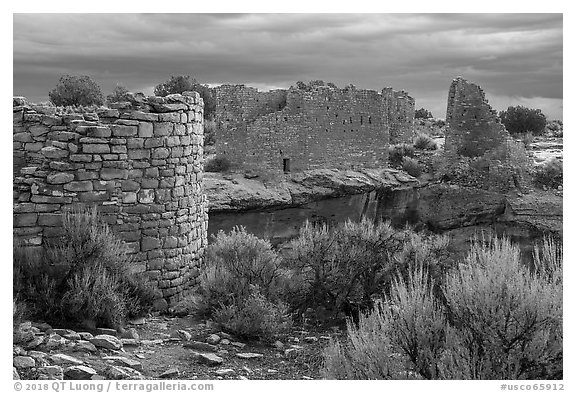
[283,158,291,173]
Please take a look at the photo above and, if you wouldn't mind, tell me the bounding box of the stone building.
[212,83,415,173]
[13,93,208,307]
[444,77,532,192]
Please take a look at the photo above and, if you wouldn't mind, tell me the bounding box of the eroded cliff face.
[204,168,419,213]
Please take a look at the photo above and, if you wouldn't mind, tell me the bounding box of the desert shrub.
[284,219,406,319]
[154,75,215,119]
[499,106,547,136]
[204,156,231,172]
[322,236,562,380]
[532,236,563,285]
[321,266,446,379]
[389,143,416,167]
[413,133,437,150]
[441,237,562,379]
[415,108,433,119]
[49,75,104,107]
[402,157,422,177]
[106,85,131,104]
[195,227,285,317]
[13,207,156,328]
[533,158,563,189]
[213,285,292,340]
[204,120,216,146]
[546,120,563,137]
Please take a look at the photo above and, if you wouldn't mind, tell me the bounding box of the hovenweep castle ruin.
[212,83,416,173]
[13,93,208,307]
[12,77,531,306]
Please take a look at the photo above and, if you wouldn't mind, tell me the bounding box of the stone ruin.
[13,93,208,308]
[212,83,415,174]
[444,77,532,192]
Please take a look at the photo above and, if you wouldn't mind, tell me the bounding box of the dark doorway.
[283,158,291,173]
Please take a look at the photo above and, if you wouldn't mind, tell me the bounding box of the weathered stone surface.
[14,93,208,309]
[205,168,419,212]
[184,341,218,353]
[50,353,84,366]
[46,172,74,184]
[13,367,20,380]
[89,334,122,350]
[104,365,143,380]
[37,365,64,380]
[64,365,97,380]
[13,356,36,368]
[103,356,143,371]
[206,334,221,345]
[236,352,264,360]
[194,352,224,366]
[215,368,235,376]
[75,340,98,353]
[159,368,180,378]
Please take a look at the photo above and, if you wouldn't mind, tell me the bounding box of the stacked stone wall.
[214,84,410,173]
[383,88,416,144]
[13,93,208,307]
[444,77,531,192]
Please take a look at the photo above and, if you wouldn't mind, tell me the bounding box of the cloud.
[13,13,562,119]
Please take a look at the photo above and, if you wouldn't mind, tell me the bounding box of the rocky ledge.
[205,168,419,212]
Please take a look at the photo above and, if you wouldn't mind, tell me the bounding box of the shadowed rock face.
[445,77,511,158]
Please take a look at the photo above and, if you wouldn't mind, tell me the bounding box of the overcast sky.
[13,13,563,119]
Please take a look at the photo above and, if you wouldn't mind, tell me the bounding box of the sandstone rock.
[75,340,98,353]
[215,368,235,376]
[238,375,249,380]
[43,334,66,350]
[184,341,218,352]
[120,339,140,347]
[50,354,84,366]
[96,328,118,336]
[236,352,264,360]
[159,368,180,378]
[64,365,97,380]
[32,322,52,331]
[24,336,45,349]
[230,341,246,349]
[78,332,94,341]
[13,367,20,380]
[37,365,64,380]
[14,356,35,368]
[120,328,140,340]
[272,340,284,349]
[304,336,318,343]
[104,365,143,380]
[103,356,143,372]
[195,352,223,366]
[220,339,231,345]
[64,332,81,341]
[206,334,221,345]
[90,334,122,350]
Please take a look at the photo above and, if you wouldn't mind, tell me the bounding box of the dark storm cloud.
[13,13,562,118]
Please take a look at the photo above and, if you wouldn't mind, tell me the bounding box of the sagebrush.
[13,206,156,328]
[322,236,562,380]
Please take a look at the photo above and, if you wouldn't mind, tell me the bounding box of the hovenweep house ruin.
[212,83,416,173]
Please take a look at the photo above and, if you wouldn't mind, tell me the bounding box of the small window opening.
[368,116,372,124]
[283,158,291,173]
[360,116,363,125]
[350,116,353,123]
